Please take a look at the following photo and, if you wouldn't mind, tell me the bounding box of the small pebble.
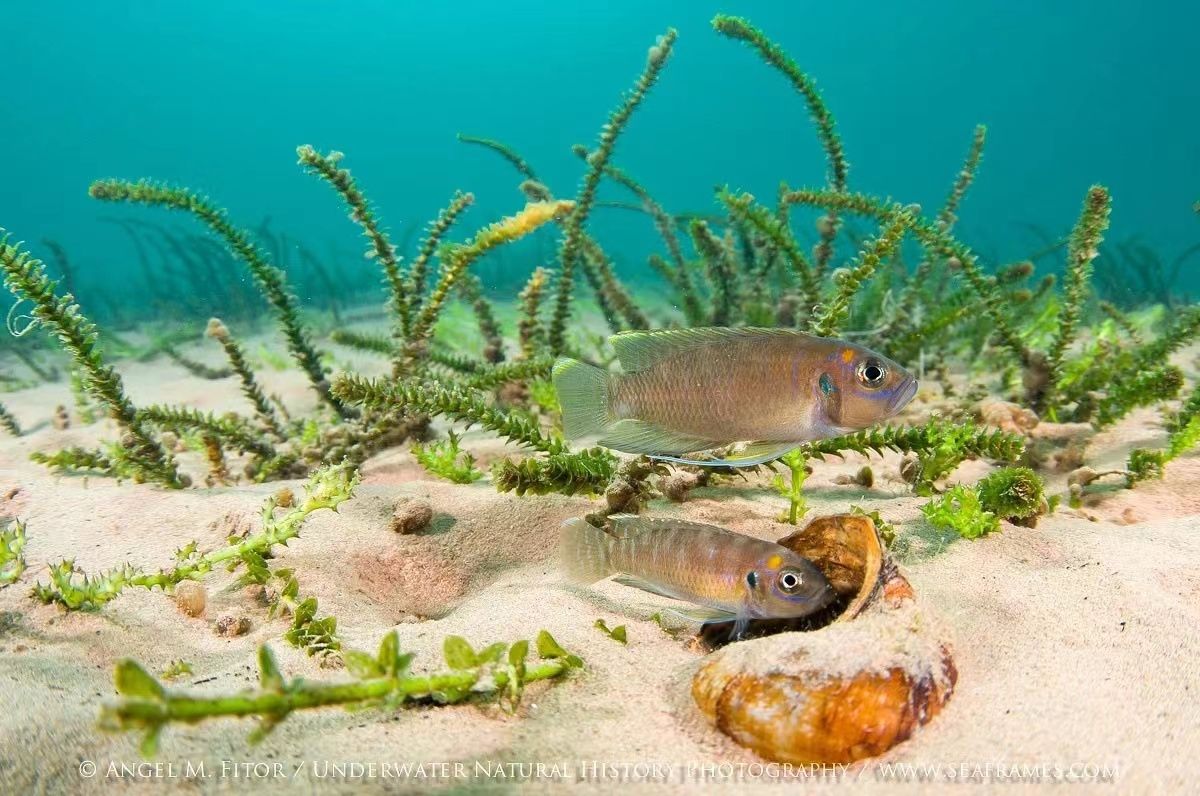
[174,581,207,618]
[214,614,250,637]
[660,471,699,502]
[391,499,433,534]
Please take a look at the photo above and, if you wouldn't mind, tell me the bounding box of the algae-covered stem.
[88,180,353,419]
[294,145,411,340]
[0,234,186,487]
[400,200,575,370]
[101,631,582,754]
[206,318,287,440]
[548,28,677,355]
[713,15,848,278]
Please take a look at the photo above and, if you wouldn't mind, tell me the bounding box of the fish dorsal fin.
[599,419,721,456]
[650,440,797,468]
[610,327,818,373]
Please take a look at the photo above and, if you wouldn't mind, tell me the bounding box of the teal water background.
[3,0,1197,313]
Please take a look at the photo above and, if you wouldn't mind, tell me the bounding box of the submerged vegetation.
[102,629,582,756]
[1,10,1198,758]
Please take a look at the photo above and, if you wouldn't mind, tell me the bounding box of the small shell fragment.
[173,581,207,618]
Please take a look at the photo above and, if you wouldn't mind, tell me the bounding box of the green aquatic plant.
[30,444,137,480]
[88,180,349,418]
[1,520,27,587]
[206,318,286,440]
[803,418,1024,496]
[459,273,505,363]
[159,344,232,380]
[688,219,739,326]
[404,199,574,367]
[411,430,484,484]
[158,660,193,681]
[329,327,393,355]
[517,266,551,359]
[713,14,847,275]
[490,447,617,497]
[772,449,809,524]
[284,596,342,661]
[1126,380,1200,485]
[1037,186,1113,414]
[936,124,987,233]
[0,401,19,436]
[295,146,408,333]
[457,133,539,181]
[921,484,999,540]
[548,28,677,354]
[594,619,628,645]
[100,629,582,756]
[32,464,357,611]
[810,206,914,337]
[975,466,1046,522]
[1,234,185,487]
[461,356,554,391]
[138,404,277,461]
[333,375,559,453]
[69,367,98,424]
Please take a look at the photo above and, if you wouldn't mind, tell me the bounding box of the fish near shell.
[692,514,956,765]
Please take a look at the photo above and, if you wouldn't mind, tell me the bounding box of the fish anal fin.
[651,440,797,468]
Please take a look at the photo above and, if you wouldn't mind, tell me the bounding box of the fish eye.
[778,568,803,593]
[857,359,887,388]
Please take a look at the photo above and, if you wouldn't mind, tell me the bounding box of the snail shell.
[692,514,956,765]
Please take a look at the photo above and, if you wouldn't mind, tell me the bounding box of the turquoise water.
[3,0,1197,317]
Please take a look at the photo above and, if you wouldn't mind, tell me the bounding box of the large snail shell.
[692,514,956,765]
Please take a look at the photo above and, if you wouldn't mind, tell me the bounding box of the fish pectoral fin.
[651,440,797,468]
[599,419,720,457]
[659,605,741,625]
[613,574,681,600]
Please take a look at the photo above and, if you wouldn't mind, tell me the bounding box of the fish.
[561,514,834,637]
[552,327,917,466]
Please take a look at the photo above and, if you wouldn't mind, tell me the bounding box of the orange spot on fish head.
[840,348,855,364]
[766,554,782,570]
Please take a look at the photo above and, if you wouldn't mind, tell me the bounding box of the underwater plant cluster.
[1,12,1197,754]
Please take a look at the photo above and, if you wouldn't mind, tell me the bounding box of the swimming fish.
[561,514,834,636]
[553,327,917,466]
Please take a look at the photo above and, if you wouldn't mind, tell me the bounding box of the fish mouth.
[888,377,918,414]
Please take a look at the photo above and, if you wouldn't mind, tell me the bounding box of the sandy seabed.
[1,336,1198,795]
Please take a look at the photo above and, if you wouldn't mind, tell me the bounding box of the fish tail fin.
[553,358,614,440]
[559,518,612,583]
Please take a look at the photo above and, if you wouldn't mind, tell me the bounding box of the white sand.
[1,335,1198,794]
